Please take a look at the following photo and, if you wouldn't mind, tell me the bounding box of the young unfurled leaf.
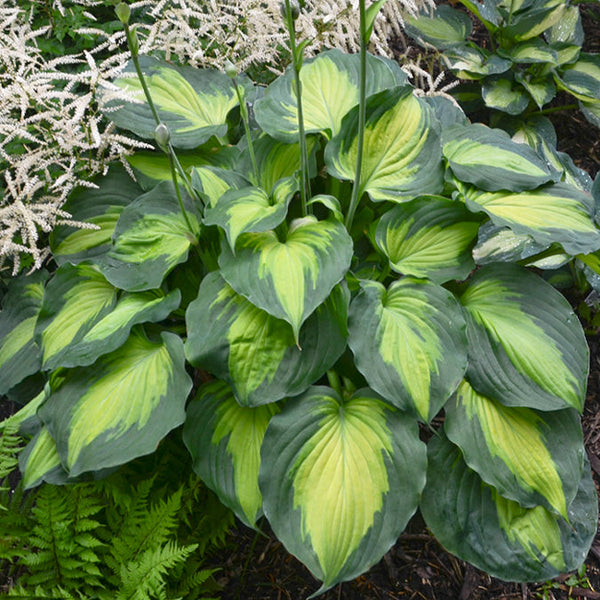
[348,278,467,421]
[260,386,426,594]
[185,273,348,406]
[38,329,191,477]
[219,216,352,342]
[421,433,597,582]
[460,264,589,412]
[445,380,584,517]
[326,86,444,202]
[183,380,280,528]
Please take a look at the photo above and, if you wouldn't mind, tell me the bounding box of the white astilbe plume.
[1,0,433,274]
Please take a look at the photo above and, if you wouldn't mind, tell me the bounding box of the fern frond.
[0,420,23,509]
[4,583,81,598]
[117,541,198,600]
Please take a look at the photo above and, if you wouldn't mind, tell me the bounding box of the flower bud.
[280,0,300,21]
[154,123,171,151]
[128,25,139,56]
[224,60,238,79]
[115,2,131,25]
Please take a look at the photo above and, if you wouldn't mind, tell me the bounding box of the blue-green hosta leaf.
[443,45,511,79]
[404,5,472,49]
[580,99,600,129]
[101,181,202,291]
[185,273,348,406]
[556,53,600,102]
[203,179,296,251]
[260,386,426,593]
[503,2,566,42]
[482,77,531,115]
[35,263,117,371]
[421,432,597,582]
[36,262,181,371]
[375,196,480,283]
[460,264,588,412]
[443,123,555,192]
[19,427,70,489]
[326,86,444,202]
[545,5,583,46]
[461,182,600,255]
[38,329,191,477]
[0,270,48,394]
[348,278,467,421]
[50,166,142,266]
[106,56,244,148]
[190,165,249,209]
[504,39,558,64]
[445,380,584,518]
[514,72,556,109]
[183,380,280,528]
[254,49,406,142]
[219,216,352,342]
[460,0,501,27]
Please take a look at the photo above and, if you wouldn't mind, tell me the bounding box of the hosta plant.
[2,1,600,596]
[403,0,600,127]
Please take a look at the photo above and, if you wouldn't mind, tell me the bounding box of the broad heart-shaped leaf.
[421,432,597,582]
[348,278,467,421]
[183,380,280,528]
[325,86,444,202]
[19,427,72,489]
[0,270,47,394]
[100,181,202,291]
[460,264,588,412]
[190,165,250,209]
[50,165,142,266]
[254,49,406,142]
[481,76,531,115]
[503,2,566,42]
[556,53,600,102]
[442,123,555,192]
[404,5,472,49]
[185,273,348,406]
[259,386,426,594]
[38,263,181,369]
[460,181,600,256]
[219,216,353,342]
[515,71,557,110]
[106,56,244,148]
[203,179,296,251]
[38,329,191,477]
[375,196,480,283]
[442,45,511,79]
[445,380,584,518]
[581,99,600,129]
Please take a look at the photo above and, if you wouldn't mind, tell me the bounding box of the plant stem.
[345,0,367,230]
[167,146,197,239]
[233,78,259,184]
[327,370,343,397]
[534,103,579,116]
[285,0,311,216]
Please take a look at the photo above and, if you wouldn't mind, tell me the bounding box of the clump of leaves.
[403,0,600,127]
[1,1,600,597]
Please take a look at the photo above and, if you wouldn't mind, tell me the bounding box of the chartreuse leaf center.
[291,395,392,581]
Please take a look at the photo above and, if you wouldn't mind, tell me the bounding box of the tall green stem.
[232,78,259,183]
[345,0,367,230]
[285,0,311,216]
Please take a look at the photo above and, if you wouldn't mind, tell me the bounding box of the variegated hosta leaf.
[445,380,584,517]
[190,165,250,209]
[106,56,244,148]
[19,427,71,489]
[442,123,555,192]
[0,270,48,394]
[546,5,583,46]
[260,386,426,593]
[404,5,472,49]
[38,329,191,477]
[185,273,348,406]
[505,39,559,64]
[443,45,511,79]
[580,99,600,129]
[503,2,566,42]
[481,76,530,115]
[421,432,597,582]
[203,179,297,251]
[219,216,353,342]
[325,86,444,202]
[101,181,202,291]
[461,182,600,255]
[515,72,557,109]
[556,54,600,102]
[183,380,280,528]
[35,263,117,371]
[254,49,406,142]
[240,135,318,194]
[375,196,480,283]
[348,278,467,421]
[50,166,141,266]
[460,264,588,412]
